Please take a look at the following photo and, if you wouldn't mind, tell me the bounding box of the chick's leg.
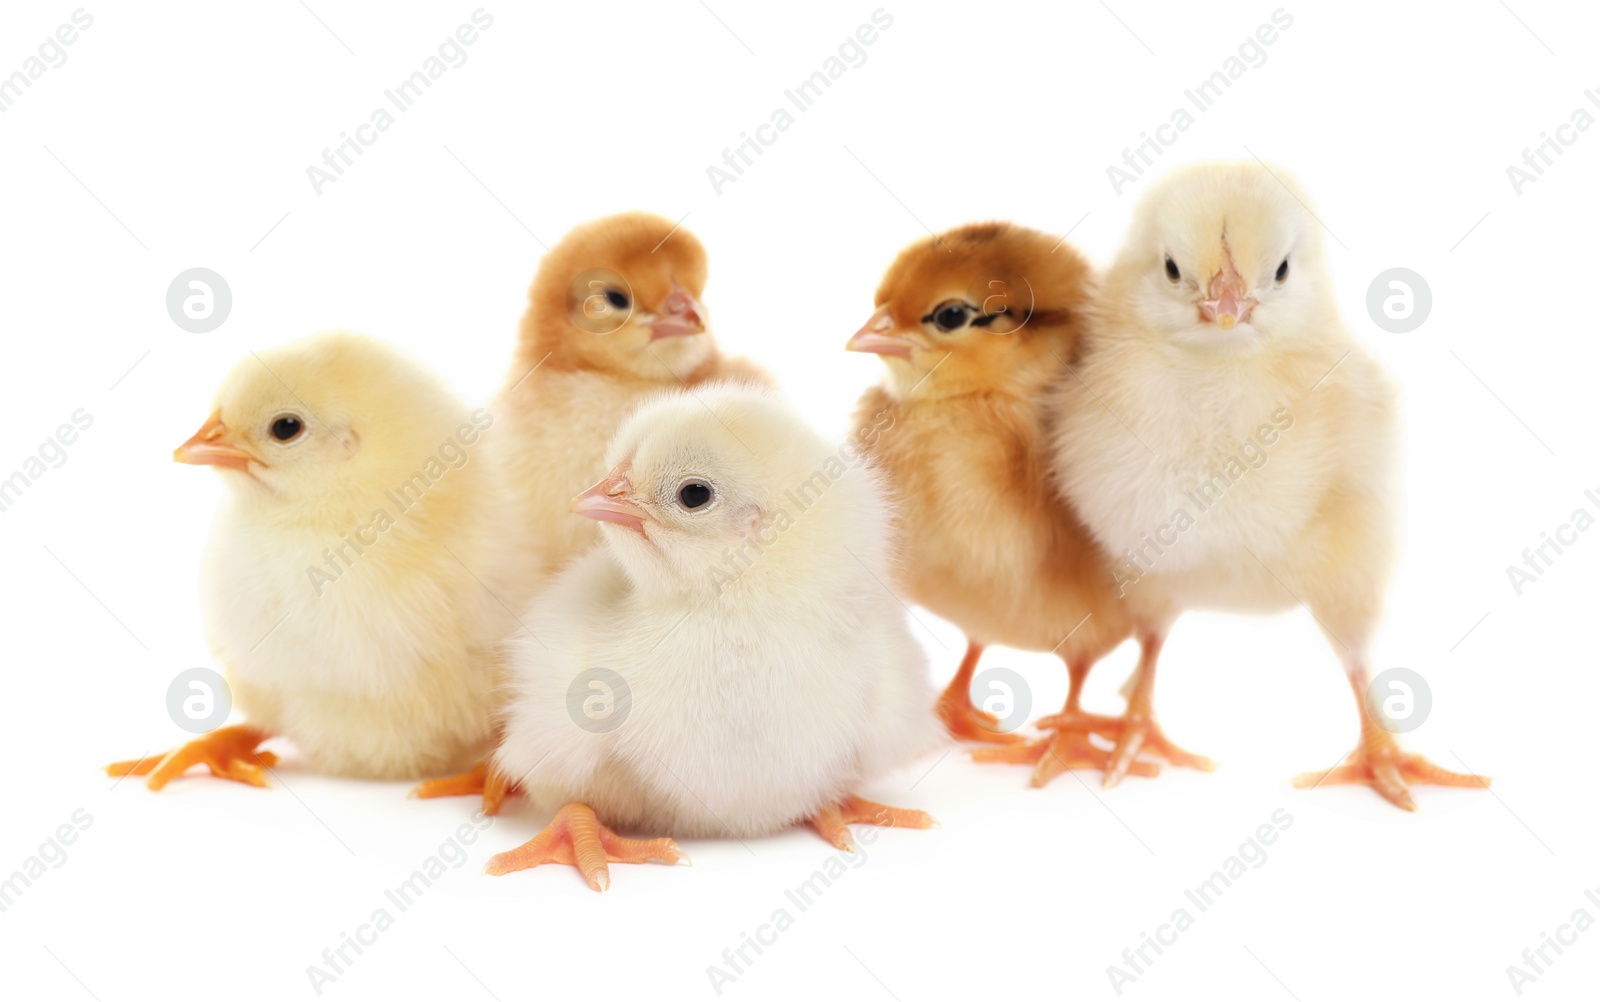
[809,796,936,851]
[485,803,687,892]
[1292,664,1488,811]
[1035,633,1215,788]
[935,640,1026,745]
[971,657,1160,786]
[410,762,520,815]
[105,724,277,790]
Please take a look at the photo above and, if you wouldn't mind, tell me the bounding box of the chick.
[483,386,939,891]
[494,211,769,582]
[107,332,513,787]
[845,222,1206,787]
[411,212,770,803]
[1050,162,1484,809]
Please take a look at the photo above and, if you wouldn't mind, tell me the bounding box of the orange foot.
[809,795,936,851]
[485,803,687,891]
[972,727,1161,787]
[934,640,1025,746]
[936,690,1027,746]
[1293,732,1488,811]
[410,762,521,815]
[106,724,276,791]
[1035,710,1216,789]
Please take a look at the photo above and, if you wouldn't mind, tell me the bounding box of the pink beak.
[846,307,916,359]
[174,412,255,471]
[1199,256,1256,330]
[649,284,707,340]
[570,469,651,536]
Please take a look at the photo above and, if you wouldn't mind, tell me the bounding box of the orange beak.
[1199,254,1256,330]
[649,284,707,340]
[846,307,916,359]
[570,468,652,536]
[175,412,254,471]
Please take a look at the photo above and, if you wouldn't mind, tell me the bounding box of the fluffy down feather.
[491,212,770,588]
[194,332,517,779]
[493,385,941,837]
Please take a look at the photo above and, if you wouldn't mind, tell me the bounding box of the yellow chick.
[493,211,769,584]
[1050,162,1485,808]
[484,386,939,891]
[108,332,514,787]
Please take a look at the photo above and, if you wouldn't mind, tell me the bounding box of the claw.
[809,795,935,851]
[485,803,686,891]
[106,725,275,791]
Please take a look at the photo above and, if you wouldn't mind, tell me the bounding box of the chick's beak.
[649,284,707,340]
[846,307,915,359]
[570,470,652,536]
[1199,258,1256,330]
[175,412,254,470]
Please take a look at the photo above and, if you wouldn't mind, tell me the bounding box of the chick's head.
[572,386,874,593]
[847,222,1093,400]
[523,211,714,381]
[177,332,473,515]
[1113,161,1334,351]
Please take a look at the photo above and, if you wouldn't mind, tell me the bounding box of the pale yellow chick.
[1051,161,1485,808]
[109,332,516,787]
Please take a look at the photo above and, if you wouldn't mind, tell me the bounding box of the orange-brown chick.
[846,223,1191,786]
[494,212,769,586]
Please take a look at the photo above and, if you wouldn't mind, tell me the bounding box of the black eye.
[934,305,969,332]
[1275,258,1289,282]
[270,416,303,442]
[605,289,629,310]
[678,482,711,509]
[1165,257,1180,282]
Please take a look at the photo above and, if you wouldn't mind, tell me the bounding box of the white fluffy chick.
[109,332,516,787]
[485,385,940,890]
[1049,161,1484,809]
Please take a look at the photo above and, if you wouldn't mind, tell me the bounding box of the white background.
[1,1,1596,1000]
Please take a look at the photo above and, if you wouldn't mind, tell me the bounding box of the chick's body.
[846,223,1164,786]
[116,332,516,786]
[1052,162,1478,808]
[1058,320,1395,625]
[492,387,939,855]
[495,212,768,583]
[852,381,1128,657]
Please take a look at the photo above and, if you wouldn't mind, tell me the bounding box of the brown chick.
[411,211,767,802]
[494,211,768,582]
[845,222,1211,786]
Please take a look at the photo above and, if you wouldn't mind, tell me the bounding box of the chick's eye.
[1164,257,1181,282]
[270,416,304,442]
[933,305,969,332]
[677,482,712,510]
[605,289,629,310]
[1275,258,1289,282]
